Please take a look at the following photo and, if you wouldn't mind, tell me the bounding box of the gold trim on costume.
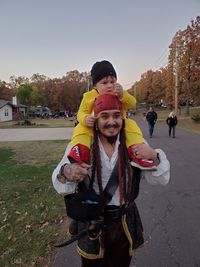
[76,236,104,259]
[66,228,73,238]
[88,230,103,240]
[122,214,133,256]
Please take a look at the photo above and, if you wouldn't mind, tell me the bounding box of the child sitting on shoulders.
[68,60,156,170]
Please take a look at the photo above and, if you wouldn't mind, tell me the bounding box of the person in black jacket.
[146,107,158,138]
[166,111,178,138]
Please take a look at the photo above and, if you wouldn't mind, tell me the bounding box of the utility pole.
[133,85,137,111]
[175,44,180,115]
[186,42,191,116]
[86,77,91,92]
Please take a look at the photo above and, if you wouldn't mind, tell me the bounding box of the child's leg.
[68,124,93,163]
[125,119,157,170]
[125,118,144,148]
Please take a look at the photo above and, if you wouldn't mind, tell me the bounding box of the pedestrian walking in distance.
[146,107,158,138]
[166,111,178,138]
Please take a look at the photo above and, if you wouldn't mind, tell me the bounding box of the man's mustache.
[103,123,120,129]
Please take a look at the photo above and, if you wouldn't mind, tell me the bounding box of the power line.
[151,47,169,70]
[122,48,169,88]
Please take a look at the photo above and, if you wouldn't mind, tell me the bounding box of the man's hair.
[90,120,132,206]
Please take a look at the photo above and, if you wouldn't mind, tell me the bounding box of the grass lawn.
[0,140,68,266]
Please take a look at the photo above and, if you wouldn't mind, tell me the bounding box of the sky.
[0,0,199,88]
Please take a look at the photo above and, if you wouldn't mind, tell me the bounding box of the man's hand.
[63,162,91,182]
[132,143,157,161]
[114,83,123,99]
[86,115,96,127]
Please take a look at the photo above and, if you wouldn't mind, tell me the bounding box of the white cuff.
[142,149,170,186]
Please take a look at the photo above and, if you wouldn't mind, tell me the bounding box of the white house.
[0,99,13,121]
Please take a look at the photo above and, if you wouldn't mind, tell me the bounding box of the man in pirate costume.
[52,94,170,267]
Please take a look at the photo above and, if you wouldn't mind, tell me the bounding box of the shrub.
[191,112,200,123]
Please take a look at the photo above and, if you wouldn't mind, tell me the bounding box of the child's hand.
[86,115,96,127]
[114,83,123,99]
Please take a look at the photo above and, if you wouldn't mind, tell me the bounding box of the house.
[0,99,13,121]
[0,97,28,122]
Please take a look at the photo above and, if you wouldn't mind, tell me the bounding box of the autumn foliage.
[131,16,200,108]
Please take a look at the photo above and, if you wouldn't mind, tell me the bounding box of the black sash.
[103,160,119,204]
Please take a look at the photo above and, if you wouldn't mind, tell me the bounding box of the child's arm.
[77,97,90,126]
[121,90,136,110]
[114,83,136,110]
[77,91,97,127]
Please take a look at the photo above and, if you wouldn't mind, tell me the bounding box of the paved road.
[1,120,200,266]
[0,127,73,141]
[129,118,200,267]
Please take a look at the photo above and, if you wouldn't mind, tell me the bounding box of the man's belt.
[104,205,127,220]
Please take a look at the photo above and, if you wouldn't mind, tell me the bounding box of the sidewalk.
[0,128,73,141]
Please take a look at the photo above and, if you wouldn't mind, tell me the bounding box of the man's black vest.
[68,166,144,259]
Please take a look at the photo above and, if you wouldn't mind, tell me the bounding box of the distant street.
[1,119,200,267]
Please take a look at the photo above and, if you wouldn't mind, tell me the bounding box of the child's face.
[95,76,117,95]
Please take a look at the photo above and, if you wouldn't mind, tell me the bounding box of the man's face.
[97,110,123,138]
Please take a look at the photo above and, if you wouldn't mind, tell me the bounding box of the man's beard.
[102,123,120,144]
[106,135,118,144]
